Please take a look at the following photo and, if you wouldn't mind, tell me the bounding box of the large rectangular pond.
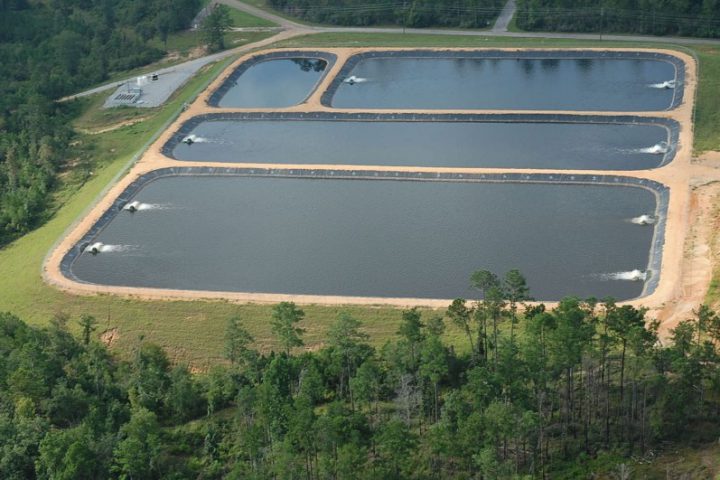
[325,51,683,111]
[208,51,336,108]
[168,114,676,170]
[66,172,661,301]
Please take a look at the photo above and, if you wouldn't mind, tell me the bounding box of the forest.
[0,0,200,245]
[264,0,720,36]
[1,271,719,479]
[266,0,505,28]
[515,0,720,38]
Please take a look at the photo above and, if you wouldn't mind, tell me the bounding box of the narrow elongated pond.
[327,52,681,111]
[209,54,333,108]
[169,116,675,170]
[68,174,659,301]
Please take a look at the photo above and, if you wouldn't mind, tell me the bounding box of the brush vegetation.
[1,290,719,478]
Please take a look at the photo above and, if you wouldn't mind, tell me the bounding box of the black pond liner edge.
[162,111,680,169]
[207,50,338,107]
[61,167,668,301]
[320,49,686,111]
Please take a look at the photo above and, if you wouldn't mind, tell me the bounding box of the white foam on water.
[84,242,103,253]
[630,215,656,225]
[124,201,170,212]
[598,270,648,282]
[136,203,167,211]
[84,242,137,254]
[637,142,669,155]
[648,80,675,89]
[344,75,368,84]
[99,244,135,253]
[182,134,210,144]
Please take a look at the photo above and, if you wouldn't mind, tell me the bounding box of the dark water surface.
[70,176,657,301]
[214,58,328,108]
[171,119,671,170]
[331,57,677,111]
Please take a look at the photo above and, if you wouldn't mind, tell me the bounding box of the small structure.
[107,87,143,106]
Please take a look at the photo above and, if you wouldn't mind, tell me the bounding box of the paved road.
[60,50,239,102]
[63,0,719,102]
[492,0,516,33]
[59,28,305,102]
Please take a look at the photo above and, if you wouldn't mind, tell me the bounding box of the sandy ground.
[43,46,717,336]
[655,153,720,333]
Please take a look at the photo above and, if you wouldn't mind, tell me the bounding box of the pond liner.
[320,49,686,111]
[162,112,680,169]
[207,50,338,107]
[60,167,668,299]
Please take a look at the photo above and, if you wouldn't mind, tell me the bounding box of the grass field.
[149,30,272,56]
[237,0,321,27]
[1,31,719,368]
[227,5,278,28]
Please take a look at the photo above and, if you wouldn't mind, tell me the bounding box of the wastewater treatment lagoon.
[168,114,678,171]
[46,47,697,307]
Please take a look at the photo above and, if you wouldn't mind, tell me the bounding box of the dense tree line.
[516,0,720,38]
[2,272,720,478]
[266,0,505,28]
[0,0,200,244]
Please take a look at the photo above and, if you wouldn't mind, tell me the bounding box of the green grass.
[705,197,720,307]
[708,277,720,306]
[3,30,720,367]
[273,30,689,48]
[0,45,456,368]
[77,29,275,97]
[88,7,275,90]
[237,0,319,26]
[227,6,278,28]
[506,12,522,33]
[693,46,720,152]
[149,30,273,57]
[72,94,156,132]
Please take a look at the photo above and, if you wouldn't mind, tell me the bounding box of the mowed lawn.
[1,32,719,368]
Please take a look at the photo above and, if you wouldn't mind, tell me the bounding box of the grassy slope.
[237,0,328,27]
[706,194,720,308]
[1,31,720,368]
[148,30,273,57]
[146,7,278,56]
[694,46,720,152]
[79,8,275,93]
[227,6,278,28]
[0,56,425,369]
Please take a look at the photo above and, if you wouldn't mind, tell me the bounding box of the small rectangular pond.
[167,113,676,170]
[208,51,336,108]
[325,51,683,111]
[65,171,662,301]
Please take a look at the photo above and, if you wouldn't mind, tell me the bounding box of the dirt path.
[76,117,152,135]
[492,0,517,33]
